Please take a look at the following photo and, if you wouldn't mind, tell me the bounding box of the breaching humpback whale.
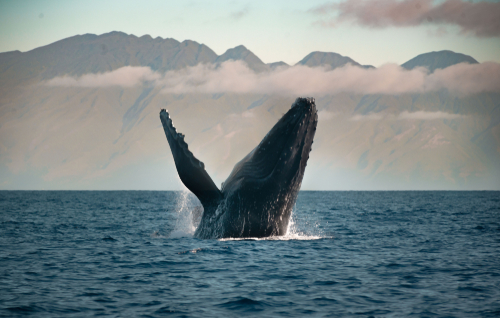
[160,97,317,239]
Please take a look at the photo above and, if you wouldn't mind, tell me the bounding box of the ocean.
[1,191,499,317]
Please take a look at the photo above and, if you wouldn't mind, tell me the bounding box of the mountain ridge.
[296,51,375,70]
[215,45,269,72]
[0,31,481,83]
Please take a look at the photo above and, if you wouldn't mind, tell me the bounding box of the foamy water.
[170,191,326,240]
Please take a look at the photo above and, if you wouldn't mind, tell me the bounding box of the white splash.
[219,208,328,241]
[167,193,328,241]
[168,191,199,238]
[218,234,325,241]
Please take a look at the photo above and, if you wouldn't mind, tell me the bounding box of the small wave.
[154,306,179,314]
[178,248,202,254]
[80,292,104,297]
[313,296,339,303]
[168,230,194,238]
[458,285,484,292]
[217,297,269,311]
[150,230,167,238]
[178,247,229,254]
[6,305,44,313]
[142,300,162,308]
[314,280,339,286]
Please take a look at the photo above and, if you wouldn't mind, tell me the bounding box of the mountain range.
[1,31,477,83]
[0,32,498,190]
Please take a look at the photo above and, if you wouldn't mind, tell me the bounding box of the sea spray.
[281,204,324,240]
[168,191,325,240]
[169,190,202,238]
[219,204,326,241]
[285,212,300,236]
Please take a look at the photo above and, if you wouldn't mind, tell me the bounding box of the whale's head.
[249,97,317,189]
[220,97,317,237]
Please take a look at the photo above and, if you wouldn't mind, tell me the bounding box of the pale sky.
[1,0,499,67]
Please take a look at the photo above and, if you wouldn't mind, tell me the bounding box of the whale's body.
[160,97,317,239]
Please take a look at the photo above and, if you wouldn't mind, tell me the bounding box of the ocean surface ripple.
[1,191,499,317]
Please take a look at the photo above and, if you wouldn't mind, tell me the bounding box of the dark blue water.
[1,191,499,317]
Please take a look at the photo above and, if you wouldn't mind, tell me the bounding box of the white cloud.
[158,61,429,95]
[44,66,160,87]
[426,62,500,95]
[241,110,255,118]
[157,61,500,96]
[230,6,250,20]
[350,110,465,121]
[45,60,500,96]
[318,110,336,120]
[398,110,463,120]
[350,113,384,121]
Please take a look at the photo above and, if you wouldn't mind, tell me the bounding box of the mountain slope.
[267,61,289,70]
[401,50,478,72]
[296,51,373,69]
[215,45,269,72]
[0,32,219,88]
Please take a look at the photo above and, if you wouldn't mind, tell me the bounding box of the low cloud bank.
[45,66,160,87]
[398,110,463,120]
[311,0,500,37]
[351,110,465,121]
[44,60,500,96]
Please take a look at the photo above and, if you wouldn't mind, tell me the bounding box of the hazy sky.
[1,0,499,66]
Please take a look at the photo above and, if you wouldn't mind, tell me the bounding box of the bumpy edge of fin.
[159,109,222,211]
[160,109,205,170]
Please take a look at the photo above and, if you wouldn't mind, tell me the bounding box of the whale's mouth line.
[243,112,305,183]
[266,108,315,180]
[231,108,311,183]
[271,113,306,173]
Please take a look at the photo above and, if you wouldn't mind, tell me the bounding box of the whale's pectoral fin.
[160,109,222,210]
